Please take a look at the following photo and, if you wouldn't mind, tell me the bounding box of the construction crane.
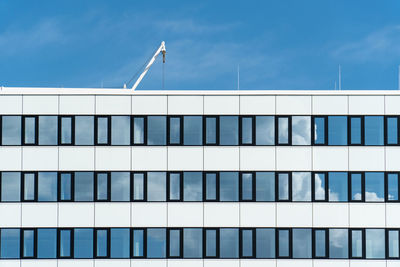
[124,41,166,90]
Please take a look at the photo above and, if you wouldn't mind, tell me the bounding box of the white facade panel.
[168,95,203,114]
[95,203,131,227]
[95,260,130,267]
[313,260,350,267]
[387,204,400,227]
[386,147,400,171]
[131,260,166,267]
[313,203,349,227]
[132,147,167,170]
[276,95,311,114]
[0,203,21,227]
[350,261,386,267]
[239,147,275,171]
[168,260,203,267]
[349,203,385,227]
[0,147,22,170]
[239,95,275,114]
[349,147,385,171]
[168,203,203,227]
[59,147,94,170]
[21,260,57,267]
[240,203,275,227]
[349,95,384,114]
[276,147,311,171]
[58,260,94,267]
[241,260,276,267]
[131,203,167,227]
[58,203,94,227]
[23,95,58,114]
[204,96,239,114]
[204,147,239,171]
[22,147,58,170]
[0,95,22,114]
[96,95,131,114]
[312,95,348,115]
[385,95,400,114]
[204,260,239,267]
[0,260,20,267]
[21,203,57,227]
[168,147,203,170]
[313,147,348,171]
[132,96,167,114]
[59,95,95,114]
[387,261,400,267]
[277,260,313,267]
[204,203,239,227]
[95,147,131,170]
[276,203,312,227]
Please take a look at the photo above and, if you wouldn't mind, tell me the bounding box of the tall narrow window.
[365,172,385,202]
[75,116,94,145]
[241,173,253,201]
[292,229,311,258]
[278,229,290,258]
[256,229,275,258]
[184,116,202,145]
[388,173,399,201]
[96,229,108,258]
[24,116,36,145]
[314,173,327,201]
[219,116,238,145]
[205,117,217,145]
[183,172,202,201]
[328,172,348,202]
[133,173,145,201]
[387,117,399,145]
[169,117,181,145]
[220,229,239,258]
[23,173,36,201]
[365,116,384,145]
[292,116,311,145]
[96,173,109,201]
[169,229,181,258]
[59,229,71,258]
[96,116,109,145]
[23,229,35,258]
[133,117,145,145]
[277,117,289,145]
[111,172,130,201]
[60,116,73,145]
[255,116,274,145]
[256,172,275,201]
[205,173,217,201]
[205,229,217,257]
[169,173,181,201]
[278,173,290,201]
[350,117,362,145]
[38,116,58,145]
[147,172,166,201]
[147,116,166,145]
[388,230,399,258]
[351,230,363,258]
[241,229,253,258]
[328,116,347,145]
[38,172,57,201]
[111,116,130,145]
[241,117,253,145]
[133,229,144,257]
[292,172,311,201]
[350,173,362,201]
[313,117,326,145]
[314,229,327,258]
[219,172,239,201]
[2,116,22,145]
[60,173,72,201]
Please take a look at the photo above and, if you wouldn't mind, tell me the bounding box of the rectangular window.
[60,173,72,201]
[388,173,399,201]
[23,173,36,201]
[241,117,253,145]
[183,228,202,258]
[38,116,58,145]
[365,116,384,145]
[184,116,202,145]
[205,117,217,145]
[256,172,275,201]
[205,229,217,257]
[205,173,217,201]
[96,117,109,145]
[1,229,20,259]
[23,229,35,258]
[388,230,399,258]
[169,173,181,201]
[365,229,385,259]
[96,173,109,201]
[60,117,73,145]
[147,228,166,258]
[133,229,144,257]
[147,172,166,201]
[292,116,311,145]
[350,173,363,201]
[328,116,347,145]
[133,117,145,145]
[292,172,311,201]
[74,172,94,201]
[133,173,145,201]
[220,228,239,258]
[147,116,166,145]
[278,173,290,201]
[110,228,130,258]
[387,117,399,145]
[314,173,327,201]
[241,173,253,201]
[313,117,326,145]
[111,172,130,201]
[75,116,94,145]
[278,229,290,258]
[255,116,274,145]
[365,172,385,202]
[96,229,108,257]
[169,229,181,258]
[74,229,93,258]
[38,172,57,201]
[277,117,290,145]
[219,116,238,145]
[314,229,327,258]
[256,229,275,258]
[241,229,253,258]
[329,229,348,258]
[2,116,21,145]
[219,172,239,201]
[37,229,57,258]
[111,116,130,145]
[351,229,363,258]
[350,117,362,145]
[292,229,311,258]
[328,172,348,202]
[169,117,181,145]
[59,229,71,258]
[1,172,21,201]
[183,172,202,201]
[24,116,36,145]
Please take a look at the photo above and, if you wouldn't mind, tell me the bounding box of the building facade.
[0,88,399,267]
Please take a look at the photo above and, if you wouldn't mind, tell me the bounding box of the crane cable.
[124,46,159,88]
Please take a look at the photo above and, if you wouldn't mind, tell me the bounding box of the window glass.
[387,117,398,145]
[133,230,144,257]
[147,172,166,201]
[205,229,217,257]
[205,117,217,144]
[24,117,36,144]
[133,173,144,201]
[74,229,93,258]
[351,230,362,258]
[278,229,289,257]
[96,230,107,257]
[60,173,72,201]
[147,116,166,145]
[111,116,130,145]
[292,229,311,258]
[2,116,21,145]
[278,173,289,201]
[97,117,109,144]
[329,229,348,258]
[169,173,181,201]
[314,117,325,144]
[278,117,289,144]
[74,172,94,201]
[366,229,385,259]
[39,116,58,145]
[169,229,181,257]
[219,172,239,201]
[256,116,274,145]
[184,116,202,145]
[351,173,362,201]
[147,228,166,258]
[328,172,348,202]
[97,173,108,201]
[38,172,57,201]
[111,172,130,201]
[1,172,21,201]
[242,173,253,201]
[169,117,181,144]
[183,172,202,201]
[37,229,57,258]
[23,173,35,201]
[314,173,326,201]
[219,116,239,145]
[365,116,384,145]
[220,228,239,258]
[110,228,130,258]
[1,229,20,258]
[388,173,399,201]
[184,228,202,258]
[60,230,71,257]
[292,172,311,201]
[133,117,145,144]
[350,117,362,145]
[388,230,399,258]
[205,173,217,200]
[365,172,384,202]
[241,117,253,145]
[61,117,72,144]
[315,230,326,257]
[256,172,275,201]
[23,230,34,258]
[242,229,253,257]
[292,116,311,145]
[75,116,94,145]
[328,116,347,145]
[256,229,275,258]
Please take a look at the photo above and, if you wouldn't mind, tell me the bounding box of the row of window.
[0,227,398,260]
[0,171,398,203]
[0,115,398,146]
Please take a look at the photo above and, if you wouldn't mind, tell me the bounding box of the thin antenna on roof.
[338,65,342,90]
[398,65,400,90]
[334,81,337,90]
[237,64,240,90]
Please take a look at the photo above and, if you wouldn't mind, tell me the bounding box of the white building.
[0,87,399,267]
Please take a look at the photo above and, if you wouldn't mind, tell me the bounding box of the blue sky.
[0,0,399,90]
